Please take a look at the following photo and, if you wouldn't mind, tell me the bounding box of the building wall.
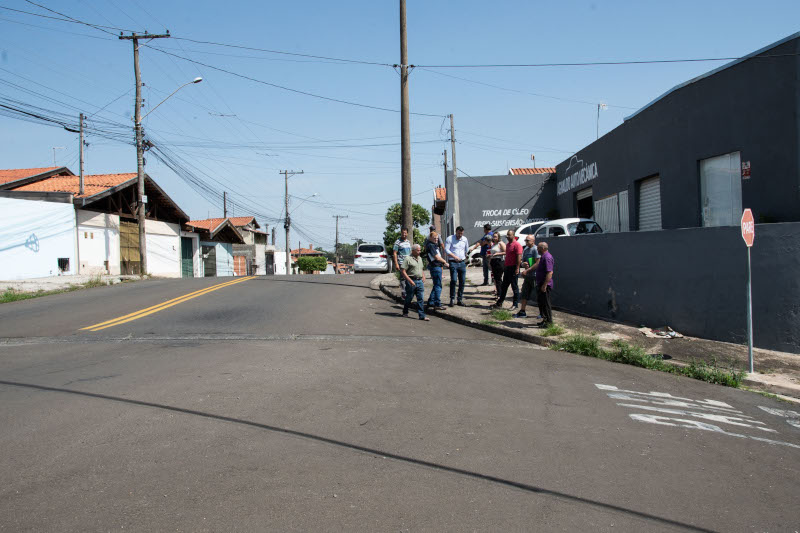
[554,36,800,228]
[455,173,556,243]
[545,223,800,354]
[199,241,234,277]
[77,210,120,275]
[0,196,76,279]
[254,243,266,274]
[145,220,181,278]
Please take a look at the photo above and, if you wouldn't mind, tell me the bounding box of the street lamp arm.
[140,77,202,122]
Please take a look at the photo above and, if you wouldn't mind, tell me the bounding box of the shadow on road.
[252,277,371,289]
[0,379,713,532]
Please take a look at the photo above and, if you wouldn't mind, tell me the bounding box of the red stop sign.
[741,209,755,247]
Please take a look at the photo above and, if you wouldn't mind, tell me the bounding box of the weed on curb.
[541,323,565,337]
[490,309,513,321]
[480,319,499,326]
[553,334,746,388]
[1,277,111,305]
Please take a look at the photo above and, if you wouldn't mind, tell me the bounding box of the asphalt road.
[0,275,798,532]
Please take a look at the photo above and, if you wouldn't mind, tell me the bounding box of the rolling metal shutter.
[594,194,619,233]
[576,187,593,201]
[638,177,662,231]
[618,190,630,232]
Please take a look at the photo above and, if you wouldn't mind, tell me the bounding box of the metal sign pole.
[746,245,754,373]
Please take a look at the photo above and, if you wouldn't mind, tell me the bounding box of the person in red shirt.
[492,229,522,309]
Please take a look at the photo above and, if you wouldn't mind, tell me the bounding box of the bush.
[297,256,328,273]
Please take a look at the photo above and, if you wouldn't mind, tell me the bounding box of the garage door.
[233,255,246,276]
[594,194,619,233]
[638,176,662,231]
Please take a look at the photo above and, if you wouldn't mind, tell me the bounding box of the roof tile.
[11,173,135,198]
[0,167,60,185]
[509,167,556,175]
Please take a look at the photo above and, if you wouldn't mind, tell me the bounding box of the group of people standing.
[392,224,554,328]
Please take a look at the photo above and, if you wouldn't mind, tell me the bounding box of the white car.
[353,243,390,273]
[515,221,546,236]
[533,218,603,238]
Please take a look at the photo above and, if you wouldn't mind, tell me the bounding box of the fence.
[545,222,800,354]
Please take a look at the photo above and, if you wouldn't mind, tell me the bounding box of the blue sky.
[1,0,798,249]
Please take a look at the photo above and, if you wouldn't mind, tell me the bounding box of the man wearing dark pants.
[535,241,554,327]
[493,229,522,309]
[445,226,469,306]
[514,234,540,318]
[401,244,429,321]
[425,231,449,310]
[468,224,493,286]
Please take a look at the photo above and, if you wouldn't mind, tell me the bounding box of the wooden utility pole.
[399,0,412,235]
[78,113,85,197]
[119,32,170,276]
[450,114,460,230]
[332,215,349,274]
[223,191,227,218]
[281,170,303,275]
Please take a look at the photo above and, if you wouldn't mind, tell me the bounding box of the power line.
[413,56,795,68]
[148,46,446,118]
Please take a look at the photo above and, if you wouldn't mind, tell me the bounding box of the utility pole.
[223,191,227,218]
[399,0,412,235]
[332,215,349,274]
[78,113,85,196]
[280,169,304,275]
[52,146,65,167]
[450,114,460,229]
[120,32,170,276]
[442,149,447,233]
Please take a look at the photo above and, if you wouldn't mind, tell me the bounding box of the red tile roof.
[291,247,324,256]
[434,187,446,202]
[509,167,557,175]
[12,173,135,198]
[187,216,259,233]
[0,167,60,185]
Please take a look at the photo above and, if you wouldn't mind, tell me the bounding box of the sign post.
[741,209,755,373]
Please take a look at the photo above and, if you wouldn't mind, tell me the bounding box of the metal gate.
[265,252,275,275]
[638,176,662,231]
[594,194,619,233]
[233,255,246,276]
[180,237,194,278]
[119,219,141,275]
[202,245,216,277]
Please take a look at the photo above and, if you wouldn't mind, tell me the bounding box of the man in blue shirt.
[393,227,412,298]
[445,226,470,306]
[468,224,493,286]
[425,230,449,310]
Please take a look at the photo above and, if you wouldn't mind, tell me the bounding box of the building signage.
[473,207,532,228]
[557,156,599,196]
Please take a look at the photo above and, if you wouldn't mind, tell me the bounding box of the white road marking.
[617,403,775,432]
[628,414,800,450]
[596,384,800,450]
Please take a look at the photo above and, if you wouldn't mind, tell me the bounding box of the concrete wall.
[545,222,800,353]
[0,196,76,279]
[554,36,800,227]
[200,241,234,277]
[455,173,556,243]
[145,220,181,278]
[77,210,120,275]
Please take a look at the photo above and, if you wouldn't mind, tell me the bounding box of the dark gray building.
[554,32,800,233]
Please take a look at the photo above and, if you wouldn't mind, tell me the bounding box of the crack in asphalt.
[0,333,539,349]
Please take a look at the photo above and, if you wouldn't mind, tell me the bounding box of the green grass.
[0,276,110,305]
[490,309,513,321]
[553,334,746,388]
[540,323,565,337]
[480,319,499,326]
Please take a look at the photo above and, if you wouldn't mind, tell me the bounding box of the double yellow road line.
[81,276,256,332]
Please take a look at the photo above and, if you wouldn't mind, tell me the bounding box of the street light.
[134,76,201,275]
[292,192,318,211]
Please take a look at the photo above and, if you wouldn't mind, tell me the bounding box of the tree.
[296,256,328,273]
[383,203,430,250]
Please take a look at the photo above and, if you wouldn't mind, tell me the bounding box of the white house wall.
[255,243,266,275]
[0,196,76,279]
[145,220,181,278]
[273,251,287,275]
[77,210,120,275]
[216,242,234,276]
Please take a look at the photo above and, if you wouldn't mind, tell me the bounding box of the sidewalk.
[374,267,800,401]
[0,274,141,293]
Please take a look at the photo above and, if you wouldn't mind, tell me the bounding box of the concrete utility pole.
[52,146,65,167]
[223,191,227,218]
[442,149,447,233]
[281,170,304,275]
[399,0,413,235]
[450,114,460,229]
[78,113,85,196]
[120,32,171,276]
[332,215,349,274]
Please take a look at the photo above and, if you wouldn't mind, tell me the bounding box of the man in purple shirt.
[535,241,554,328]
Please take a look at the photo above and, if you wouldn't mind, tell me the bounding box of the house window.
[57,258,70,272]
[700,152,742,227]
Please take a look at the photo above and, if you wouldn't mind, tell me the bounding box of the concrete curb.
[377,281,558,350]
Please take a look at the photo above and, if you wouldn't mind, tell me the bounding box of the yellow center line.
[82,276,256,332]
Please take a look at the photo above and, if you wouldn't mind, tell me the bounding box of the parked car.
[515,221,546,236]
[353,243,391,273]
[533,218,603,238]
